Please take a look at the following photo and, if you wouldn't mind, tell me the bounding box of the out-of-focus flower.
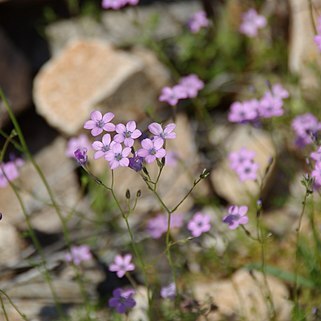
[105,143,131,169]
[178,74,204,98]
[66,134,91,158]
[160,282,176,299]
[228,100,259,123]
[222,205,249,230]
[148,122,176,142]
[159,86,188,106]
[188,11,209,33]
[229,148,256,171]
[187,212,211,237]
[0,162,20,188]
[239,9,266,37]
[65,245,92,265]
[258,92,284,118]
[109,254,135,278]
[108,288,136,314]
[74,148,88,166]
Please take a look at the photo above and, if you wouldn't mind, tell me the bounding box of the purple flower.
[187,212,211,237]
[105,143,131,170]
[84,111,115,137]
[147,213,183,239]
[222,205,249,230]
[108,288,136,314]
[311,147,321,162]
[148,122,176,142]
[65,245,92,265]
[235,159,259,181]
[258,92,284,118]
[0,162,20,188]
[178,74,204,98]
[228,99,259,123]
[66,134,91,158]
[74,148,88,166]
[165,151,179,167]
[92,134,115,160]
[102,0,126,9]
[312,162,321,187]
[109,254,135,278]
[188,11,209,33]
[128,154,144,172]
[315,35,321,52]
[229,148,256,171]
[114,121,142,147]
[239,9,266,37]
[160,282,176,299]
[271,83,289,100]
[292,113,321,147]
[159,85,188,106]
[137,138,166,164]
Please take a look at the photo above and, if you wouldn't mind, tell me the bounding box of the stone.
[0,137,80,233]
[128,286,148,321]
[0,28,31,127]
[0,222,22,265]
[289,0,321,91]
[193,269,292,321]
[33,40,168,136]
[210,125,276,204]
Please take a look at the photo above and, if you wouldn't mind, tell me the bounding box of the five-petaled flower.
[109,254,135,278]
[65,245,92,265]
[148,122,176,142]
[108,288,136,314]
[92,134,114,160]
[114,121,142,147]
[222,205,249,230]
[239,9,266,37]
[105,143,131,169]
[160,282,176,299]
[137,138,166,164]
[159,86,188,106]
[187,212,211,237]
[188,11,209,33]
[84,111,115,137]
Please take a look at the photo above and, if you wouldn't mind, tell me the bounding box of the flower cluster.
[292,113,321,148]
[222,205,249,230]
[228,83,288,123]
[159,74,204,106]
[83,111,176,169]
[108,288,136,314]
[188,11,209,33]
[239,8,266,38]
[0,158,23,188]
[229,147,259,181]
[314,16,321,51]
[65,245,92,265]
[102,0,139,10]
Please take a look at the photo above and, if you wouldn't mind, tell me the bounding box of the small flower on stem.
[128,154,144,172]
[178,74,204,98]
[105,143,131,169]
[66,134,91,158]
[160,282,176,299]
[228,100,259,123]
[65,245,92,265]
[137,138,166,164]
[235,159,259,182]
[229,148,256,170]
[188,11,209,33]
[239,9,266,37]
[108,288,136,314]
[187,212,211,237]
[0,162,20,188]
[92,134,114,160]
[74,148,88,166]
[222,205,249,230]
[114,121,142,147]
[109,254,135,278]
[159,86,187,106]
[84,111,115,137]
[148,122,176,142]
[147,213,183,239]
[258,92,284,118]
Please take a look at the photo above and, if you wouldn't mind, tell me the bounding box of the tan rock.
[33,40,169,136]
[194,269,292,321]
[210,125,276,204]
[0,222,22,265]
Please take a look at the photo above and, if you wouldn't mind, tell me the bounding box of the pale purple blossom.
[84,111,115,137]
[292,113,321,147]
[312,162,321,187]
[187,212,211,237]
[74,148,88,166]
[228,100,259,123]
[229,148,256,171]
[105,143,131,169]
[188,11,209,33]
[165,151,179,167]
[114,121,142,147]
[128,154,144,172]
[159,85,188,106]
[102,0,126,10]
[239,9,266,37]
[258,92,284,118]
[109,254,135,278]
[271,83,289,100]
[235,159,259,181]
[148,122,176,142]
[108,288,136,314]
[0,162,20,188]
[311,147,321,162]
[147,213,184,239]
[222,205,249,230]
[65,245,92,265]
[137,138,166,164]
[160,283,176,299]
[92,134,114,160]
[179,74,204,98]
[315,35,321,52]
[66,134,91,158]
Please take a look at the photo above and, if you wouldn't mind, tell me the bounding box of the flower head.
[66,134,91,158]
[311,147,321,163]
[148,122,176,142]
[229,148,256,171]
[147,213,183,239]
[128,154,144,172]
[271,83,289,100]
[228,99,259,123]
[187,212,211,237]
[159,85,187,106]
[105,143,131,169]
[222,205,249,229]
[239,9,266,37]
[0,162,20,188]
[109,254,135,278]
[258,92,284,118]
[160,283,176,299]
[65,245,92,265]
[108,288,136,314]
[92,134,115,160]
[84,111,115,137]
[188,11,209,33]
[74,148,88,166]
[235,159,259,181]
[114,121,142,147]
[178,74,204,98]
[137,138,166,164]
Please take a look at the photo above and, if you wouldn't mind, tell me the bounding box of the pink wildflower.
[258,92,284,118]
[65,245,92,265]
[159,85,187,106]
[235,159,259,181]
[114,121,142,147]
[147,213,183,239]
[229,148,256,170]
[148,122,176,142]
[66,134,91,158]
[271,83,289,100]
[187,212,211,237]
[109,254,135,278]
[228,99,259,123]
[92,134,114,160]
[179,74,204,98]
[239,9,266,37]
[188,11,209,33]
[0,162,19,188]
[222,205,249,230]
[105,143,131,169]
[160,283,176,299]
[84,111,115,137]
[102,0,126,9]
[137,138,166,164]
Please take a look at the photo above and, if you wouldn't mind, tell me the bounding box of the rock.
[0,28,31,127]
[128,286,148,321]
[33,40,169,136]
[0,137,80,233]
[98,114,208,218]
[0,222,22,265]
[210,125,276,204]
[289,0,321,91]
[193,269,292,321]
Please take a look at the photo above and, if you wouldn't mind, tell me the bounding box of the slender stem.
[0,293,9,321]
